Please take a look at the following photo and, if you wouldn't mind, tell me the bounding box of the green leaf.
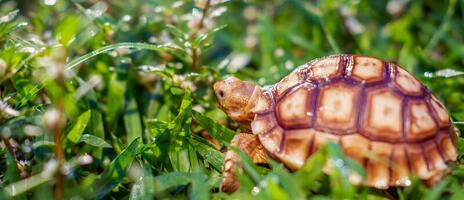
[67,110,91,143]
[129,167,154,200]
[294,147,326,190]
[189,136,224,171]
[192,110,235,144]
[0,10,26,40]
[268,160,305,200]
[168,91,194,172]
[153,172,191,193]
[65,42,168,71]
[106,73,126,126]
[188,171,210,200]
[83,82,106,158]
[90,138,141,199]
[124,92,143,144]
[54,14,80,46]
[79,134,112,148]
[233,147,262,183]
[1,170,54,198]
[153,171,210,199]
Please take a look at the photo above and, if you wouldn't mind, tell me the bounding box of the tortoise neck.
[245,86,262,114]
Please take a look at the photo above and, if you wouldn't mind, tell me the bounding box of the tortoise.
[213,54,458,193]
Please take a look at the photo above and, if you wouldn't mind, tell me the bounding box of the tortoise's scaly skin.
[251,54,457,188]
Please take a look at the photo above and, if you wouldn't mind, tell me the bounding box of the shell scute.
[366,141,393,189]
[278,129,315,170]
[350,56,385,83]
[316,82,360,133]
[391,65,423,96]
[406,145,429,178]
[312,131,340,153]
[405,100,437,142]
[253,91,274,113]
[437,131,457,161]
[275,70,303,98]
[251,113,277,135]
[341,134,369,163]
[362,87,403,141]
[390,146,411,186]
[423,141,447,171]
[258,126,284,154]
[276,85,313,129]
[306,56,343,80]
[429,96,451,128]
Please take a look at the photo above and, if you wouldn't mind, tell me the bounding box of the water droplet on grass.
[122,15,132,22]
[0,10,19,23]
[86,2,108,18]
[424,69,464,78]
[43,0,56,6]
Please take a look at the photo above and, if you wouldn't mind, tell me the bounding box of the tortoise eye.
[218,90,225,98]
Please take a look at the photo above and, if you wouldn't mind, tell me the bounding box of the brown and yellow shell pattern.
[251,55,458,189]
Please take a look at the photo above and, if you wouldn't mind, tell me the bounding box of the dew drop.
[122,15,132,22]
[334,158,344,168]
[424,71,434,78]
[251,186,261,195]
[43,0,56,6]
[0,10,19,23]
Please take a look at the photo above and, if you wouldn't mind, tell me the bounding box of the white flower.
[41,159,59,178]
[78,154,93,165]
[228,53,250,72]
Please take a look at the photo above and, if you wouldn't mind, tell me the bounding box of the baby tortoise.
[214,55,458,193]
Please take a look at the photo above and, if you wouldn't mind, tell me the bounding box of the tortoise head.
[214,77,261,124]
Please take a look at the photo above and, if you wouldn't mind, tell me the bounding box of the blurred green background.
[0,0,464,199]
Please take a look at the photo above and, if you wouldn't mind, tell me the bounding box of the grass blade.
[79,134,112,148]
[124,92,143,144]
[90,138,140,199]
[66,110,91,143]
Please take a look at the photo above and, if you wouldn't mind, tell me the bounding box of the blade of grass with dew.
[106,72,126,126]
[4,150,27,200]
[192,110,235,144]
[124,92,143,144]
[89,138,140,199]
[54,14,80,46]
[81,80,106,158]
[79,134,112,148]
[168,91,194,172]
[153,171,210,198]
[129,166,155,200]
[1,153,92,199]
[66,110,91,144]
[153,172,191,194]
[268,160,306,200]
[65,42,171,71]
[324,142,356,199]
[188,171,210,200]
[294,148,326,190]
[423,177,452,200]
[0,10,25,40]
[189,136,224,171]
[1,171,53,198]
[233,147,262,183]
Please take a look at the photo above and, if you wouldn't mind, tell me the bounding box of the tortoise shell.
[251,54,458,188]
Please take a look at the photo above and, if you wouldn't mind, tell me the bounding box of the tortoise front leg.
[220,133,268,193]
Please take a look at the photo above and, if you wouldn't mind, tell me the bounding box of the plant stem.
[53,104,65,200]
[189,0,211,71]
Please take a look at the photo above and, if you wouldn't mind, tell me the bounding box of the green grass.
[0,0,464,199]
